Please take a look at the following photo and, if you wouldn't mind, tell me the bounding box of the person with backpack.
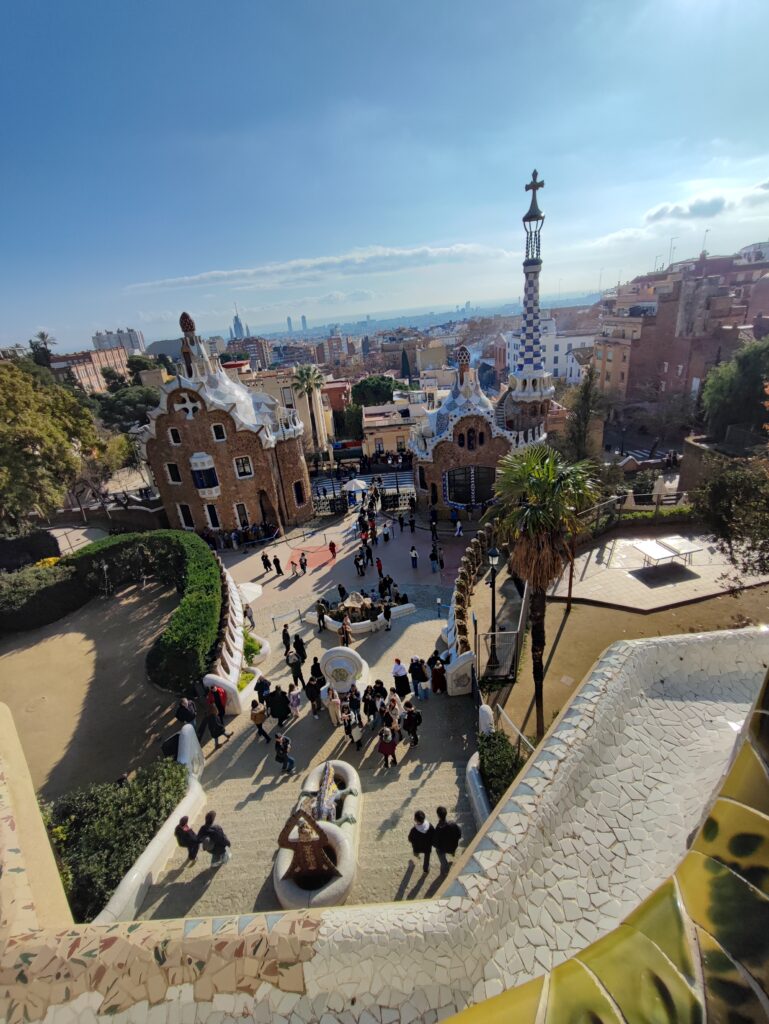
[267,685,291,727]
[433,806,462,873]
[275,733,295,774]
[286,648,306,687]
[174,815,199,863]
[408,810,435,873]
[175,697,197,726]
[250,698,271,742]
[403,701,422,747]
[198,810,231,867]
[293,633,307,666]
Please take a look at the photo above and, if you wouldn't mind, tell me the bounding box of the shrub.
[0,562,90,633]
[43,758,187,922]
[243,631,262,666]
[477,730,528,807]
[0,529,60,572]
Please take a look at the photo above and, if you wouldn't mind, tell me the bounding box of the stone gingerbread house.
[409,170,554,512]
[142,312,312,533]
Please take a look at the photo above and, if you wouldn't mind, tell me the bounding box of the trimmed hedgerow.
[0,530,222,695]
[477,730,528,808]
[43,757,187,922]
[0,562,90,633]
[66,531,222,694]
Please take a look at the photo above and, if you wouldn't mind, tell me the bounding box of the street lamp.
[487,546,500,671]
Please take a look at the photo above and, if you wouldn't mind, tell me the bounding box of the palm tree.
[31,330,56,350]
[292,364,325,452]
[491,444,599,739]
[28,330,57,367]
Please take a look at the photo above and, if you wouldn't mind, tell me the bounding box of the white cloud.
[645,180,769,223]
[125,243,513,293]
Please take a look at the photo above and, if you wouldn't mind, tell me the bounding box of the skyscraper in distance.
[287,316,293,334]
[232,308,245,340]
[301,315,307,333]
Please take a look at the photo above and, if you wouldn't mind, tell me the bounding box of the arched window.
[293,481,305,506]
[418,466,427,490]
[457,433,465,448]
[467,428,476,451]
[478,431,485,446]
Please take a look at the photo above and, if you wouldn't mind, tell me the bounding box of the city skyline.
[2,0,768,351]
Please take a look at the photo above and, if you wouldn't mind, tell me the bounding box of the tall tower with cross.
[497,170,554,444]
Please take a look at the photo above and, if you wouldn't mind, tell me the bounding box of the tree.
[351,375,395,407]
[332,404,363,440]
[563,364,605,460]
[400,348,411,381]
[693,456,769,577]
[0,362,99,534]
[702,338,769,441]
[28,330,56,368]
[97,386,160,433]
[292,364,325,451]
[491,444,599,739]
[633,387,694,443]
[101,367,128,393]
[126,354,157,385]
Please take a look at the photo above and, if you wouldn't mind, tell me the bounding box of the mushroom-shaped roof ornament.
[179,311,196,334]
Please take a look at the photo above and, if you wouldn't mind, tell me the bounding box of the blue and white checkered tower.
[502,170,554,442]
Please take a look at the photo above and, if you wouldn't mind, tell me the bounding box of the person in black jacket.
[282,624,291,655]
[175,698,197,725]
[433,806,462,873]
[293,633,307,665]
[197,810,231,867]
[174,815,199,863]
[408,810,435,873]
[267,685,291,727]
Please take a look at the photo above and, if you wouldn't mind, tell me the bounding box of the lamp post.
[487,546,500,671]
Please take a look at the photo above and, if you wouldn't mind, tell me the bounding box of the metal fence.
[474,582,530,686]
[494,704,536,759]
[576,490,692,536]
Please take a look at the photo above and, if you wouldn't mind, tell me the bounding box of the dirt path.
[0,583,178,800]
[505,583,769,737]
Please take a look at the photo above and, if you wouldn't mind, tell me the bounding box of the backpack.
[200,834,214,853]
[415,711,423,727]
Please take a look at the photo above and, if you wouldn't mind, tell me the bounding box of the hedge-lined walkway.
[0,583,178,800]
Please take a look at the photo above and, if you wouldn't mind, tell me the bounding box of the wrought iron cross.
[525,169,544,193]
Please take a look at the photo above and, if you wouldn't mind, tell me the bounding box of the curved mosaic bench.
[1,627,767,1024]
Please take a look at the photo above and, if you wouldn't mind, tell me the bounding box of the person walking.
[430,656,447,694]
[293,633,307,666]
[326,685,342,727]
[410,546,419,569]
[382,522,390,543]
[354,553,364,577]
[286,649,306,687]
[175,697,197,726]
[174,815,200,863]
[382,601,392,631]
[288,683,301,719]
[362,685,378,728]
[273,555,284,576]
[408,514,416,533]
[198,810,232,867]
[206,684,228,726]
[338,582,348,601]
[250,698,271,742]
[398,512,405,533]
[290,560,299,576]
[438,546,445,571]
[375,556,384,579]
[392,658,409,698]
[377,727,398,769]
[454,520,463,537]
[202,703,230,750]
[255,673,271,704]
[299,552,308,574]
[408,810,434,873]
[433,806,462,873]
[316,600,326,632]
[430,522,439,543]
[342,704,363,750]
[429,547,439,573]
[274,733,295,775]
[408,657,427,701]
[244,603,255,629]
[365,543,374,566]
[403,701,423,746]
[305,676,321,719]
[261,552,272,574]
[267,685,291,727]
[282,624,291,656]
[328,540,337,560]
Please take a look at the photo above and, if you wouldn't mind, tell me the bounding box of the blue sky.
[2,0,768,351]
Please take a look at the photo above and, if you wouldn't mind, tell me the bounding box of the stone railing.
[203,560,250,715]
[1,628,767,1023]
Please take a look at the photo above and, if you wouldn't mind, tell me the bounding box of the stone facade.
[416,413,512,509]
[142,314,313,533]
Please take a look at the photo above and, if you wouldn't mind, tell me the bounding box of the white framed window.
[660,380,666,392]
[165,462,182,484]
[205,503,221,529]
[234,455,253,479]
[281,386,295,409]
[676,364,684,377]
[212,423,227,442]
[168,427,181,445]
[662,361,669,373]
[234,502,249,528]
[177,503,194,529]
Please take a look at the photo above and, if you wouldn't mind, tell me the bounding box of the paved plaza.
[140,512,479,919]
[548,530,769,611]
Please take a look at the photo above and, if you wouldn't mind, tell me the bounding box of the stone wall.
[416,414,510,512]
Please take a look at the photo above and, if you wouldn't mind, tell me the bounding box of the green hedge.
[1,530,222,695]
[66,531,222,694]
[43,758,187,922]
[478,730,528,807]
[0,563,90,632]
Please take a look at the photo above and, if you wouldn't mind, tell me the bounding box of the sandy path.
[0,583,178,800]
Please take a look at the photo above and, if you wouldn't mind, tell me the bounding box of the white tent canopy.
[341,478,368,492]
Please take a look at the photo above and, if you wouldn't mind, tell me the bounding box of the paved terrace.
[141,513,478,919]
[549,531,769,611]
